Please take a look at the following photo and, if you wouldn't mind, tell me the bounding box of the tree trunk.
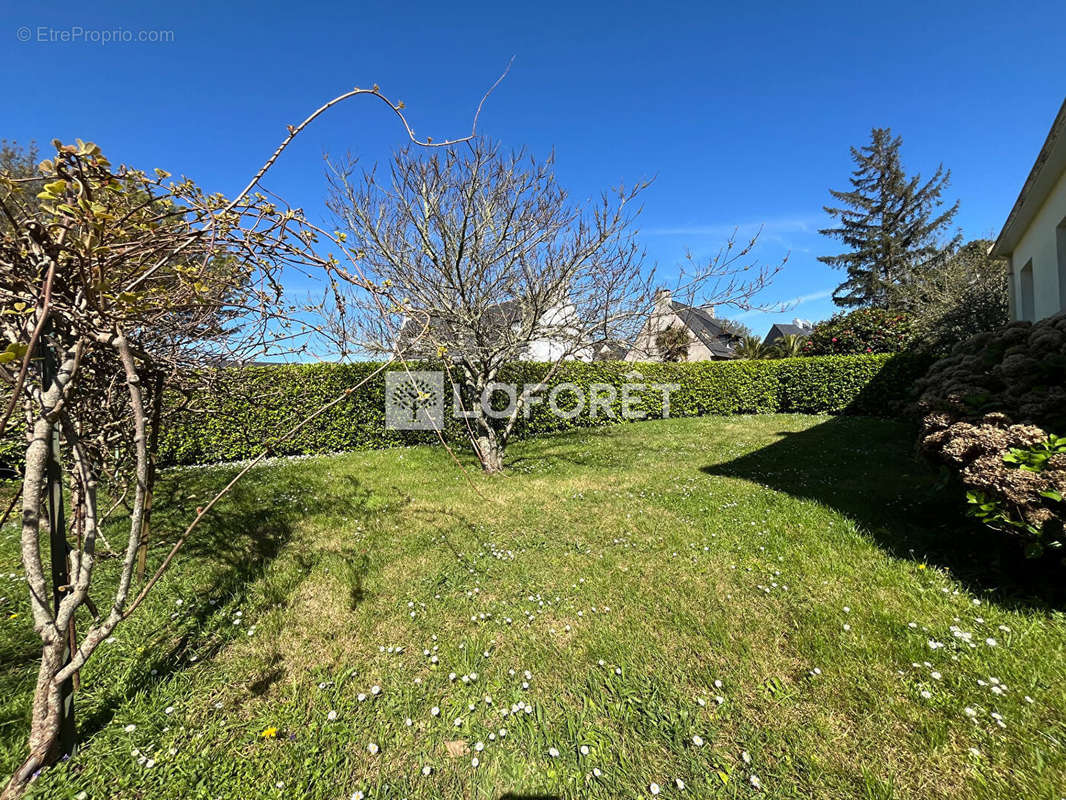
[469,404,505,473]
[474,433,504,473]
[1,630,65,800]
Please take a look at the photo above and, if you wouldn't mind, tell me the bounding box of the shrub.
[146,354,927,466]
[900,239,1009,355]
[1,354,928,472]
[803,308,918,355]
[916,312,1066,559]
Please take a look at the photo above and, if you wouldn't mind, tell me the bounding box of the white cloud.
[642,215,823,238]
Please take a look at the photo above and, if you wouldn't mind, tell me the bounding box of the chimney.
[701,304,716,318]
[653,288,672,310]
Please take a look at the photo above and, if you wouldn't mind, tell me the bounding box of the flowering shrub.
[803,308,918,355]
[916,312,1066,559]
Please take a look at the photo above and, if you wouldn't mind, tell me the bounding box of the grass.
[1,414,1064,799]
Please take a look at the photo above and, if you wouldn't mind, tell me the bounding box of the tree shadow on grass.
[72,468,377,741]
[701,415,1064,611]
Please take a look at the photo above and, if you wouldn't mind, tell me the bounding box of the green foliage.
[654,326,691,362]
[1003,434,1066,475]
[155,354,930,466]
[917,313,1066,559]
[901,239,1009,354]
[803,308,918,355]
[773,333,806,358]
[733,335,774,359]
[965,434,1066,559]
[820,127,960,308]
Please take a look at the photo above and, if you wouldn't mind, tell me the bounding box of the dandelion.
[259,727,278,739]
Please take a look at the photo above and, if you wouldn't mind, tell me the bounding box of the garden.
[2,414,1063,799]
[3,84,1065,800]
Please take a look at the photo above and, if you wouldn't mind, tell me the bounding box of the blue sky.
[4,0,1064,336]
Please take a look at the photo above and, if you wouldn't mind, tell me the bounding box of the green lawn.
[1,415,1064,799]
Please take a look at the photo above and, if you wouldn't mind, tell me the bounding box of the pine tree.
[819,128,960,308]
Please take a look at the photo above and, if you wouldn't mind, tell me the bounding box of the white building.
[991,98,1066,322]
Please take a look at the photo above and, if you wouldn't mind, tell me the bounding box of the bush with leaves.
[803,307,918,355]
[900,239,1009,354]
[654,327,692,362]
[916,312,1066,560]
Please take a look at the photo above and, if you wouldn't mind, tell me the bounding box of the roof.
[991,97,1066,257]
[762,323,811,346]
[393,299,526,358]
[669,301,738,358]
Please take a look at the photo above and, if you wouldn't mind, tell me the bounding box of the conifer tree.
[819,128,960,308]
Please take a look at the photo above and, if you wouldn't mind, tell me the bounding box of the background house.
[991,97,1066,322]
[625,289,740,361]
[392,299,591,362]
[762,320,814,347]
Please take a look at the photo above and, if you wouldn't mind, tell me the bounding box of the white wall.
[1010,167,1066,321]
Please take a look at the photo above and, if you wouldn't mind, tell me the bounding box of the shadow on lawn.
[73,469,375,741]
[702,416,1065,610]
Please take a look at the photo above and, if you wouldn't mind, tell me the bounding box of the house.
[990,97,1066,322]
[391,299,591,362]
[762,320,813,348]
[625,289,740,361]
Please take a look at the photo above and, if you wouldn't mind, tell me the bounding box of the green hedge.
[153,353,930,466]
[0,354,929,474]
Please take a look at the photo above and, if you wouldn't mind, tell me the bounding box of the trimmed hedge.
[154,353,930,466]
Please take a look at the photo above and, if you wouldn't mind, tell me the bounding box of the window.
[1020,260,1035,321]
[1058,217,1066,314]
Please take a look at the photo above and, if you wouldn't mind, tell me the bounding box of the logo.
[385,371,445,430]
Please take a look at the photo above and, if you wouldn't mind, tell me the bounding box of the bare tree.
[327,140,785,471]
[0,78,498,798]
